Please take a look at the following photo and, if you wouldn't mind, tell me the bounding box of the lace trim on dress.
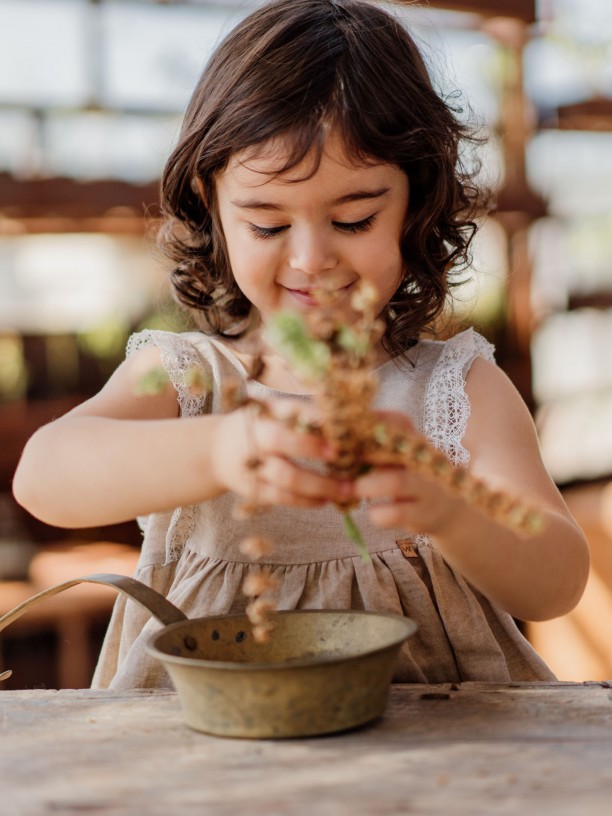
[415,329,495,551]
[127,330,210,564]
[126,329,210,419]
[423,328,495,467]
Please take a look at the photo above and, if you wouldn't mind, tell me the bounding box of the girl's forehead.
[222,131,389,186]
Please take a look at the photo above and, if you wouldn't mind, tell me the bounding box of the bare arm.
[354,358,589,622]
[12,345,342,528]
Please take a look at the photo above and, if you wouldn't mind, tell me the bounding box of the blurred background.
[1,0,611,688]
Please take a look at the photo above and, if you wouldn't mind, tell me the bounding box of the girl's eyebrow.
[230,187,390,210]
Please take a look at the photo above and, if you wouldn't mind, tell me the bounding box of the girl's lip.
[284,282,354,305]
[286,288,321,306]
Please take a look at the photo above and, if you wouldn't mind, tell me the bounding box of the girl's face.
[214,131,409,328]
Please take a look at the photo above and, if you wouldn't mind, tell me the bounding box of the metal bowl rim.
[145,608,417,672]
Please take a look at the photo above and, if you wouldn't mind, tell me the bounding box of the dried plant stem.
[343,512,371,563]
[266,283,546,541]
[369,425,545,536]
[230,397,278,642]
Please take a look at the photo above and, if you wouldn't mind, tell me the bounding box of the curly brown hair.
[159,0,488,355]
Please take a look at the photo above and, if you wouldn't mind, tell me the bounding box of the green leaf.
[134,367,171,396]
[343,511,371,563]
[266,312,331,381]
[182,366,211,395]
[336,326,369,358]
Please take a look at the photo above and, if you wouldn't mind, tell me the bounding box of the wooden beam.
[0,174,160,221]
[0,215,150,236]
[568,293,612,311]
[555,99,612,132]
[412,0,536,23]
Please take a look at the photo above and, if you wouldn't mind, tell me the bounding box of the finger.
[366,500,418,530]
[257,456,346,503]
[366,489,463,534]
[354,466,417,501]
[255,484,329,509]
[266,398,324,429]
[254,414,334,461]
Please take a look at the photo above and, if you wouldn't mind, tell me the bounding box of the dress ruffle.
[93,542,554,689]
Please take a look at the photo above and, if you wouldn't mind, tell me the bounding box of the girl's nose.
[288,227,337,275]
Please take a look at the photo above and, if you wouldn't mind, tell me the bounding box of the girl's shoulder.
[125,329,247,416]
[416,327,496,370]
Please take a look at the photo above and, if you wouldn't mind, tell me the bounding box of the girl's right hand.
[210,400,347,509]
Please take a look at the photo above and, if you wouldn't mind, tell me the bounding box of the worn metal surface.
[1,683,611,816]
[154,609,416,738]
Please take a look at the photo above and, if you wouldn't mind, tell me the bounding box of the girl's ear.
[195,176,209,208]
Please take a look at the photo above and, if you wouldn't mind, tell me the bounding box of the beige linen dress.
[91,327,555,688]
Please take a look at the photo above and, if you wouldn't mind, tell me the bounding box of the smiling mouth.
[284,282,354,305]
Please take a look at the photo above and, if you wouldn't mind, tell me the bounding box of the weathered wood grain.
[1,683,611,816]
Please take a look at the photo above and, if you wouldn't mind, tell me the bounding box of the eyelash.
[247,214,377,239]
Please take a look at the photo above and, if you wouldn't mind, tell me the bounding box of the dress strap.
[423,328,495,467]
[126,329,210,418]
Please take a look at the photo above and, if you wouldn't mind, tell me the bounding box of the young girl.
[13,0,588,688]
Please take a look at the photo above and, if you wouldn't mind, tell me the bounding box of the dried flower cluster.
[237,530,278,642]
[265,281,546,540]
[137,282,545,643]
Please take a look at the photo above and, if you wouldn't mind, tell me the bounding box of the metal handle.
[0,572,188,637]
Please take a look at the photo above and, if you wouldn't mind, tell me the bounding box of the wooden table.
[1,682,611,815]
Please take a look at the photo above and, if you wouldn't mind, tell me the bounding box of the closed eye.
[247,223,289,239]
[333,214,377,233]
[247,214,378,240]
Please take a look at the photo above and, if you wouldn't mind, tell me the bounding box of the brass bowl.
[0,574,417,739]
[149,609,416,738]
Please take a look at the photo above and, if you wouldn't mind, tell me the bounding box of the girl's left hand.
[352,411,463,536]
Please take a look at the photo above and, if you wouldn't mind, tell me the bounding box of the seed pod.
[238,535,274,559]
[246,598,277,625]
[242,571,278,597]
